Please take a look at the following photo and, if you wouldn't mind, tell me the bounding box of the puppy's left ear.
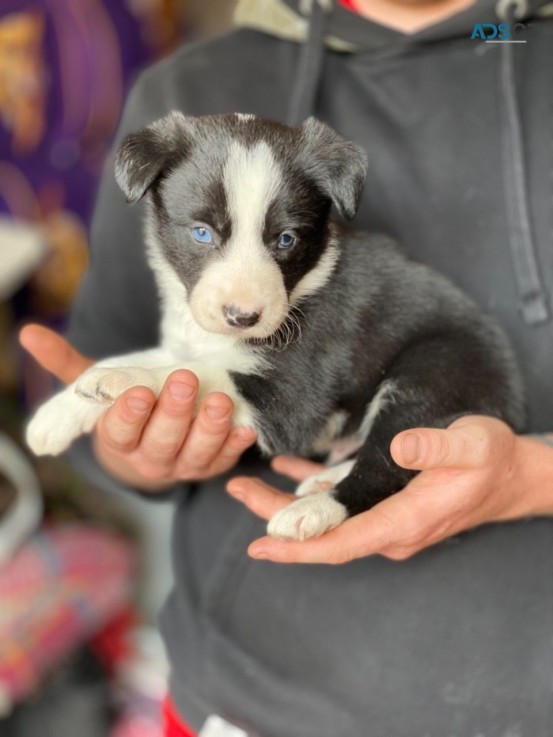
[299,118,368,220]
[115,111,193,203]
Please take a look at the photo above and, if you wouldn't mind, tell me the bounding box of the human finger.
[227,476,295,520]
[175,392,234,476]
[205,426,257,477]
[270,455,325,482]
[19,323,92,384]
[390,420,496,472]
[96,387,156,453]
[137,371,198,467]
[246,486,437,564]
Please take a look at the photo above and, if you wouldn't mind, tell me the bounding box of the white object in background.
[0,217,45,300]
[117,625,169,700]
[0,434,43,563]
[199,715,250,737]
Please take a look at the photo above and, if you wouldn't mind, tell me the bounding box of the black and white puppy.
[27,113,525,540]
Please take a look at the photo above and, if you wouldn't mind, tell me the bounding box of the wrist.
[497,434,553,520]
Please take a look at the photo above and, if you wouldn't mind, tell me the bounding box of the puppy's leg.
[268,460,355,541]
[28,349,259,456]
[266,380,406,540]
[27,383,110,456]
[330,326,515,520]
[75,349,179,403]
[27,348,179,456]
[267,330,509,540]
[295,460,355,497]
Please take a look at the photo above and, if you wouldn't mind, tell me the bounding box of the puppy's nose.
[223,304,261,328]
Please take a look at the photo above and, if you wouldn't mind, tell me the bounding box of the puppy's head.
[115,112,367,339]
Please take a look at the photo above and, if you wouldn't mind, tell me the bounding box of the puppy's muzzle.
[223,304,262,329]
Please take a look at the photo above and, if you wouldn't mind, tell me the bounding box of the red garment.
[340,0,359,12]
[163,698,197,737]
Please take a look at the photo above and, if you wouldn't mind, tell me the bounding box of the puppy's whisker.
[249,306,304,352]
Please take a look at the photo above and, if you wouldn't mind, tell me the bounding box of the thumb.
[19,324,93,385]
[390,423,489,471]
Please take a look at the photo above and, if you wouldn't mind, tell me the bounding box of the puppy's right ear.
[115,111,192,203]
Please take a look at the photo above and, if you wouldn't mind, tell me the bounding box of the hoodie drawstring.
[497,0,550,324]
[287,0,331,125]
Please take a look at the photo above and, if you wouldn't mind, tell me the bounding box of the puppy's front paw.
[26,389,103,456]
[267,493,348,541]
[76,367,159,403]
[295,460,355,497]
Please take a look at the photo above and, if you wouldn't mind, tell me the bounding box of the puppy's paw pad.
[76,368,145,403]
[295,460,355,497]
[267,493,347,541]
[295,477,333,497]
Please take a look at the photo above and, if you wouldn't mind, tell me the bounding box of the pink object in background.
[0,524,135,714]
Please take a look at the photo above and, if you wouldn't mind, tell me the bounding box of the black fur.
[232,230,525,508]
[117,112,525,521]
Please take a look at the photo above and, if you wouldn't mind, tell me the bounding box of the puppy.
[26,113,525,541]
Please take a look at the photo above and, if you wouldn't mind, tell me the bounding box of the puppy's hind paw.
[267,493,348,541]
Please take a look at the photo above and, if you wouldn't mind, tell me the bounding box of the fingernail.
[401,433,420,464]
[127,396,150,413]
[206,404,230,420]
[168,382,195,401]
[227,480,243,496]
[250,547,268,560]
[228,487,244,501]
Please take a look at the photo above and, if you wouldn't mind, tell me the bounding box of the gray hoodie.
[68,1,553,734]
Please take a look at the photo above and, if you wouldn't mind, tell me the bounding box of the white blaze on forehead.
[223,140,283,265]
[188,140,288,338]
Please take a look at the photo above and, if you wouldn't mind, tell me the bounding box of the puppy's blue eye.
[278,233,296,250]
[191,226,213,244]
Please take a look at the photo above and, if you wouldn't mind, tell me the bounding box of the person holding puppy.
[22,0,553,735]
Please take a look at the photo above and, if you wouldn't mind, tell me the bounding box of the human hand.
[227,415,545,564]
[20,324,256,490]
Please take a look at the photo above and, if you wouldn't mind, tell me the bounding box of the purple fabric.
[0,0,175,225]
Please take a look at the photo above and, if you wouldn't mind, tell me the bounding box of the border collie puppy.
[26,113,525,541]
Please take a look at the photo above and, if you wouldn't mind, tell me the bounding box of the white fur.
[267,492,348,541]
[26,385,107,456]
[307,382,398,467]
[289,238,339,305]
[27,344,258,456]
[310,410,348,455]
[189,141,288,339]
[26,242,265,457]
[25,133,337,459]
[147,238,267,376]
[295,459,355,497]
[358,380,397,440]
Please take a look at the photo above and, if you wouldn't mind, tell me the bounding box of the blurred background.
[0,2,235,736]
